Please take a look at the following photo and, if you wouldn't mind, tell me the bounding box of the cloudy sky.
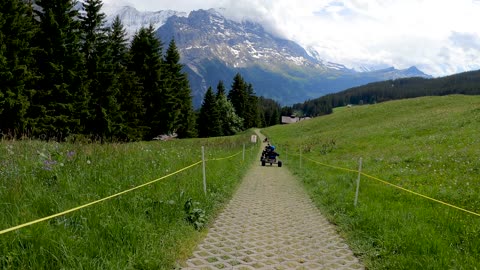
[104,0,480,77]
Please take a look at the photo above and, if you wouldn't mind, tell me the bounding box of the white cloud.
[103,0,480,76]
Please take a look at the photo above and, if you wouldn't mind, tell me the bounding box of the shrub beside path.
[182,134,363,269]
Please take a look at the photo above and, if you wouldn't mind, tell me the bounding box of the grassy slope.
[0,132,258,269]
[263,95,480,269]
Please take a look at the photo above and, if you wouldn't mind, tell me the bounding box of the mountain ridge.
[103,6,431,107]
[291,68,480,117]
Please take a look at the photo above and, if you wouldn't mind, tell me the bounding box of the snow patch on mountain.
[103,4,187,38]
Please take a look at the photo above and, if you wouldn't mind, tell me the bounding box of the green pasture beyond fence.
[279,147,480,218]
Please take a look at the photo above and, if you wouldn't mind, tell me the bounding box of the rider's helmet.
[271,145,275,150]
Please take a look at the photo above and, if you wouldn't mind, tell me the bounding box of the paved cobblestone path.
[183,138,364,270]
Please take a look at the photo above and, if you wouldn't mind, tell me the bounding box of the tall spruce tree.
[30,0,88,138]
[129,26,166,139]
[107,16,145,140]
[164,39,196,137]
[0,0,37,136]
[244,83,260,129]
[81,0,118,140]
[216,81,243,135]
[216,80,226,98]
[198,87,222,137]
[108,16,128,66]
[228,73,248,129]
[80,0,105,66]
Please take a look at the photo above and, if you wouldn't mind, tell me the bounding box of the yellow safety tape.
[290,153,480,217]
[208,150,243,161]
[303,156,358,173]
[361,172,480,217]
[0,147,247,236]
[0,160,203,235]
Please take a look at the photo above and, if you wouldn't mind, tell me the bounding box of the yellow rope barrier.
[303,156,358,173]
[290,152,480,217]
[0,147,247,236]
[361,172,480,217]
[207,150,243,161]
[0,161,203,235]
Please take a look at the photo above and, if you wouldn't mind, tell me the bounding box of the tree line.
[0,0,281,141]
[288,69,480,117]
[198,74,282,137]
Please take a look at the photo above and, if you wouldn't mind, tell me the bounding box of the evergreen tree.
[30,0,88,138]
[108,16,129,66]
[115,68,146,140]
[244,83,260,129]
[228,73,248,129]
[80,0,118,140]
[80,0,106,66]
[198,87,222,137]
[0,0,37,136]
[216,80,226,98]
[216,82,243,135]
[164,39,196,138]
[281,106,294,117]
[227,74,261,130]
[258,97,281,127]
[129,26,165,139]
[107,16,145,140]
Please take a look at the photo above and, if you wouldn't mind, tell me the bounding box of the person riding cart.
[261,144,282,167]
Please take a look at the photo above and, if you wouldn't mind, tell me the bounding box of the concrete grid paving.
[182,141,363,270]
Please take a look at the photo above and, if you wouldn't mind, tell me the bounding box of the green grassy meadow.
[0,132,258,269]
[263,95,480,269]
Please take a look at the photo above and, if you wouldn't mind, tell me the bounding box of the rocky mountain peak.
[104,6,431,107]
[158,8,322,70]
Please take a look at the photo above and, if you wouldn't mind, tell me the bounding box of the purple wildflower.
[43,159,57,171]
[67,151,75,160]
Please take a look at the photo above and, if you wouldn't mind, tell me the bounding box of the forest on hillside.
[0,0,281,141]
[289,69,480,117]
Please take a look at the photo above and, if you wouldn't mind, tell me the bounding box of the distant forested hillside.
[290,69,480,117]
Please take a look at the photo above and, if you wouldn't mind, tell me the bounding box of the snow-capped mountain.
[369,66,432,80]
[158,9,334,69]
[155,9,430,106]
[102,6,431,106]
[103,4,187,38]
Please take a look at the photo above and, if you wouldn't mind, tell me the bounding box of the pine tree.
[216,80,226,98]
[108,16,129,66]
[244,83,260,129]
[258,97,281,127]
[30,0,88,138]
[198,87,222,137]
[129,26,165,139]
[80,0,106,66]
[0,0,37,136]
[216,82,243,135]
[80,0,117,140]
[107,16,145,140]
[164,39,196,138]
[228,73,248,129]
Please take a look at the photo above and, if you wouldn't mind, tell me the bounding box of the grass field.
[0,132,258,269]
[263,95,480,269]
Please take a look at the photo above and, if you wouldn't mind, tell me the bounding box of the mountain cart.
[261,145,282,167]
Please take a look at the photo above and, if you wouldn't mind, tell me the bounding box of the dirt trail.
[182,133,363,269]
